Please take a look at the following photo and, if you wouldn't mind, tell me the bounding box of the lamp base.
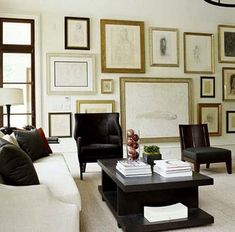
[0,127,17,135]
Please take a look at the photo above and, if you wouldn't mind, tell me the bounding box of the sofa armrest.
[0,184,80,232]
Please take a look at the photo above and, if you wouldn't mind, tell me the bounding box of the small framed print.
[222,67,235,101]
[65,17,90,50]
[218,24,235,63]
[101,79,114,94]
[226,111,235,133]
[149,27,179,67]
[48,112,72,137]
[198,103,222,136]
[76,100,115,113]
[200,76,215,98]
[184,32,214,74]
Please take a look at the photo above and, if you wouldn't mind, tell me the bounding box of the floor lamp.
[0,88,24,134]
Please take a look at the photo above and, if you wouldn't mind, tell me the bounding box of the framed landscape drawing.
[226,111,235,133]
[47,53,95,95]
[184,32,214,74]
[149,27,179,67]
[222,67,235,101]
[198,103,222,136]
[200,76,215,98]
[64,17,90,50]
[120,77,193,142]
[218,24,235,63]
[76,100,115,113]
[100,19,145,73]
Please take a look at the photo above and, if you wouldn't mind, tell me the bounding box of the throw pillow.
[14,129,50,161]
[0,144,39,186]
[37,128,53,154]
[2,134,19,147]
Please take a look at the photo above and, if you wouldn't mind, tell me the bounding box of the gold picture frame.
[101,79,114,94]
[184,32,214,74]
[76,100,115,113]
[100,19,145,73]
[222,67,235,101]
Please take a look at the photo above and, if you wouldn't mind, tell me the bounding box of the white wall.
[1,0,235,159]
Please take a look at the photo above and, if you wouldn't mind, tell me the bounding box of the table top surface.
[98,158,214,192]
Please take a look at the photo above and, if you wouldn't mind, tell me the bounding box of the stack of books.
[153,159,192,178]
[116,160,152,177]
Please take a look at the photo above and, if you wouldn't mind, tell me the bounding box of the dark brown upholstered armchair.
[74,113,123,180]
[179,124,232,174]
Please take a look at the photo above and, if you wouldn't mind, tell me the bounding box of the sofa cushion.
[0,144,39,186]
[14,129,50,161]
[2,134,19,146]
[37,128,52,154]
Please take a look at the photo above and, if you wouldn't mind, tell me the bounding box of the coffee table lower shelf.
[98,186,214,232]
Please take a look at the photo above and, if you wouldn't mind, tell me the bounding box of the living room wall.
[1,0,235,158]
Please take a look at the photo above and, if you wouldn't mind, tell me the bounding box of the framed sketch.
[184,32,214,74]
[47,53,95,95]
[226,111,235,133]
[100,19,145,73]
[149,27,179,67]
[198,103,222,136]
[101,79,114,94]
[218,24,235,63]
[48,112,72,137]
[76,100,115,113]
[222,67,235,101]
[120,77,193,143]
[200,76,215,98]
[64,17,90,50]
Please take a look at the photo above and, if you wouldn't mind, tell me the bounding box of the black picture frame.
[200,76,215,98]
[226,110,235,133]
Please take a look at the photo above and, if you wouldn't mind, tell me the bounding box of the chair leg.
[80,163,87,180]
[206,163,210,169]
[194,162,200,172]
[226,159,232,174]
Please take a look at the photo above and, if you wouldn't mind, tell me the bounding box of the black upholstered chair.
[74,113,123,180]
[179,124,232,174]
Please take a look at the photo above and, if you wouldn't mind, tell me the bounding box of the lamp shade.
[0,88,24,106]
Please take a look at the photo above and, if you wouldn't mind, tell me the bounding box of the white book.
[118,160,149,168]
[144,203,188,223]
[154,166,192,177]
[154,160,191,170]
[116,166,152,176]
[116,163,151,172]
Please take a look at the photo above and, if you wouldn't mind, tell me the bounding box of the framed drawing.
[149,27,179,67]
[200,76,215,98]
[218,24,235,63]
[76,100,115,113]
[47,53,95,95]
[100,19,145,73]
[48,112,72,137]
[226,111,235,133]
[184,32,214,74]
[101,79,114,94]
[198,103,222,136]
[222,67,235,101]
[64,17,90,50]
[120,77,193,143]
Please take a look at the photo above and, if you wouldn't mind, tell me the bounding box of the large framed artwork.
[120,77,193,142]
[218,24,235,63]
[226,111,235,133]
[222,67,235,101]
[184,32,214,74]
[64,17,90,50]
[198,103,222,136]
[149,27,179,67]
[47,53,95,95]
[100,19,145,73]
[76,100,115,113]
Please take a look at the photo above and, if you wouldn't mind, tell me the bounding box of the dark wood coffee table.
[98,158,214,232]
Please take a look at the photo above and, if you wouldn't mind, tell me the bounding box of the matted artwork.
[226,111,235,133]
[101,79,114,94]
[184,32,214,74]
[198,103,222,136]
[47,53,95,95]
[76,100,115,113]
[222,67,235,101]
[200,76,215,98]
[218,24,235,63]
[120,77,193,142]
[149,27,179,67]
[100,19,145,73]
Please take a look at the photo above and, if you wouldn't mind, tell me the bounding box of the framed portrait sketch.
[226,111,235,133]
[200,76,215,98]
[149,27,179,67]
[218,24,235,63]
[101,79,114,94]
[198,103,222,136]
[48,112,72,137]
[222,67,235,101]
[47,53,95,95]
[184,32,214,74]
[65,17,90,50]
[100,19,145,73]
[120,77,193,143]
[76,100,115,113]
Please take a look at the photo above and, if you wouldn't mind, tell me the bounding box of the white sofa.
[0,152,81,232]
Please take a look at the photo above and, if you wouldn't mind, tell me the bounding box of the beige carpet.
[75,164,235,232]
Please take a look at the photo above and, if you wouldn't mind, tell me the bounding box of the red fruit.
[132,142,139,149]
[128,146,136,155]
[127,129,134,137]
[127,138,134,146]
[132,133,139,141]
